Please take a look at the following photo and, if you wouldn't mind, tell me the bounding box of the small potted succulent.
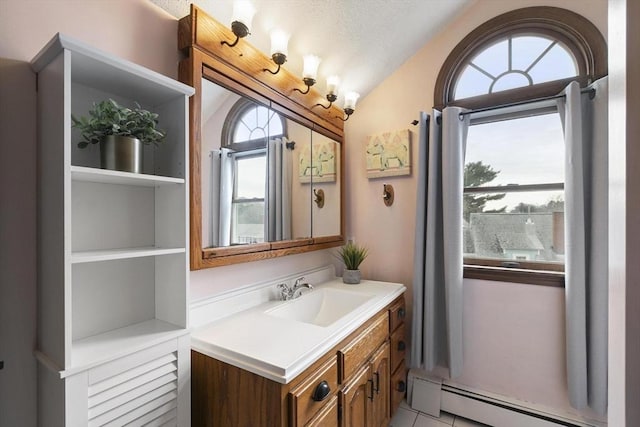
[71,99,166,173]
[336,242,368,284]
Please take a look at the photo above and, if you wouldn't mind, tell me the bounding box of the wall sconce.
[221,1,256,47]
[314,189,325,208]
[340,91,360,121]
[263,29,289,75]
[314,75,340,109]
[294,55,321,94]
[383,184,394,206]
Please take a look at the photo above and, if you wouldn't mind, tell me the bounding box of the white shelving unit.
[32,33,194,426]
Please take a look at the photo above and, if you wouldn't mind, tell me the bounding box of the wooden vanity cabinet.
[388,299,408,413]
[191,295,405,426]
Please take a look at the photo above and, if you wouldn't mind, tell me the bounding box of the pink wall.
[343,0,607,422]
[1,0,628,425]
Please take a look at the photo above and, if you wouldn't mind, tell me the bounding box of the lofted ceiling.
[150,0,473,103]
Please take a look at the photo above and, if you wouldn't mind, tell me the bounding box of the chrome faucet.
[277,276,314,300]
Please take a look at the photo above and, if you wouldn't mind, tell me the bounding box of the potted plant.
[71,99,166,173]
[336,242,368,284]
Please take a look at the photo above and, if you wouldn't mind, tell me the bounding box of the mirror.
[179,5,344,269]
[201,78,342,250]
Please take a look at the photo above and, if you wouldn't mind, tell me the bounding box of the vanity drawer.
[289,356,338,426]
[391,365,407,414]
[388,297,406,333]
[390,324,406,373]
[306,395,338,427]
[338,311,389,382]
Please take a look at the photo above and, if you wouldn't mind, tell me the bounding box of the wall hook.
[314,188,325,208]
[383,184,394,206]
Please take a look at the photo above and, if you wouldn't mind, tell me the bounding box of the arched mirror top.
[178,5,345,270]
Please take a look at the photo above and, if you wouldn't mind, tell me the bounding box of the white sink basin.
[266,288,375,327]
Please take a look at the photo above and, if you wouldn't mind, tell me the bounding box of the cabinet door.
[339,364,372,427]
[370,342,390,427]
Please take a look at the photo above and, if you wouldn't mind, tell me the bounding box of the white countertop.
[191,279,405,384]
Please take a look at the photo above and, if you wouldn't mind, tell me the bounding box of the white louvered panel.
[89,389,177,427]
[89,352,177,396]
[156,419,177,427]
[124,402,177,426]
[88,340,177,386]
[140,407,177,426]
[87,349,179,427]
[88,371,177,419]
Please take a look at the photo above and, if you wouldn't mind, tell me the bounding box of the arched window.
[454,34,578,99]
[434,7,607,110]
[219,99,286,244]
[222,99,286,151]
[434,7,607,282]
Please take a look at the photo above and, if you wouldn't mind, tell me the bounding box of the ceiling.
[150,0,473,103]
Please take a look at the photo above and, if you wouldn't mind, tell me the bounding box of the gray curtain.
[411,107,469,378]
[216,147,234,247]
[557,77,608,415]
[267,137,292,241]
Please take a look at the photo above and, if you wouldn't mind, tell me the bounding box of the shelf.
[31,33,194,105]
[61,319,188,378]
[71,166,184,187]
[71,246,185,264]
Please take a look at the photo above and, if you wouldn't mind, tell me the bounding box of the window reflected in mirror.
[202,77,338,249]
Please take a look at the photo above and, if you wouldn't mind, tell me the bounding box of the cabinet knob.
[396,380,406,393]
[312,380,331,402]
[397,340,406,351]
[398,308,406,320]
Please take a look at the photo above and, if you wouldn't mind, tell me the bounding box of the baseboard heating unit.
[407,371,606,427]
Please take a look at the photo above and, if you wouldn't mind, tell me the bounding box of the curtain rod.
[458,87,596,118]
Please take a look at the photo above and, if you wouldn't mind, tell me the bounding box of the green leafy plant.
[71,99,166,148]
[336,242,369,270]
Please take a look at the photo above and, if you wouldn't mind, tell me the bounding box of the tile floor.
[390,400,490,427]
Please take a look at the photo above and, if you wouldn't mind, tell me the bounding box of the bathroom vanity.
[190,278,407,426]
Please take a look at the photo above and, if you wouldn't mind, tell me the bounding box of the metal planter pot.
[100,135,143,173]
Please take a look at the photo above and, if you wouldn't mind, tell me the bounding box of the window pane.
[454,65,493,99]
[255,105,270,128]
[471,39,508,78]
[529,43,577,84]
[234,122,252,142]
[235,155,266,198]
[232,201,264,244]
[267,111,283,136]
[465,113,564,187]
[492,72,531,93]
[511,36,554,71]
[464,190,564,263]
[232,105,283,144]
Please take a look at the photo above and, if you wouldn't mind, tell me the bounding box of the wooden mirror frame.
[178,5,345,270]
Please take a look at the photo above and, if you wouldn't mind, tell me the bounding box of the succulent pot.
[100,135,142,173]
[342,269,361,285]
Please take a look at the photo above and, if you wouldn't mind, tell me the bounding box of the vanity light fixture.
[221,0,256,48]
[263,29,289,75]
[340,91,360,121]
[314,75,340,109]
[294,55,321,94]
